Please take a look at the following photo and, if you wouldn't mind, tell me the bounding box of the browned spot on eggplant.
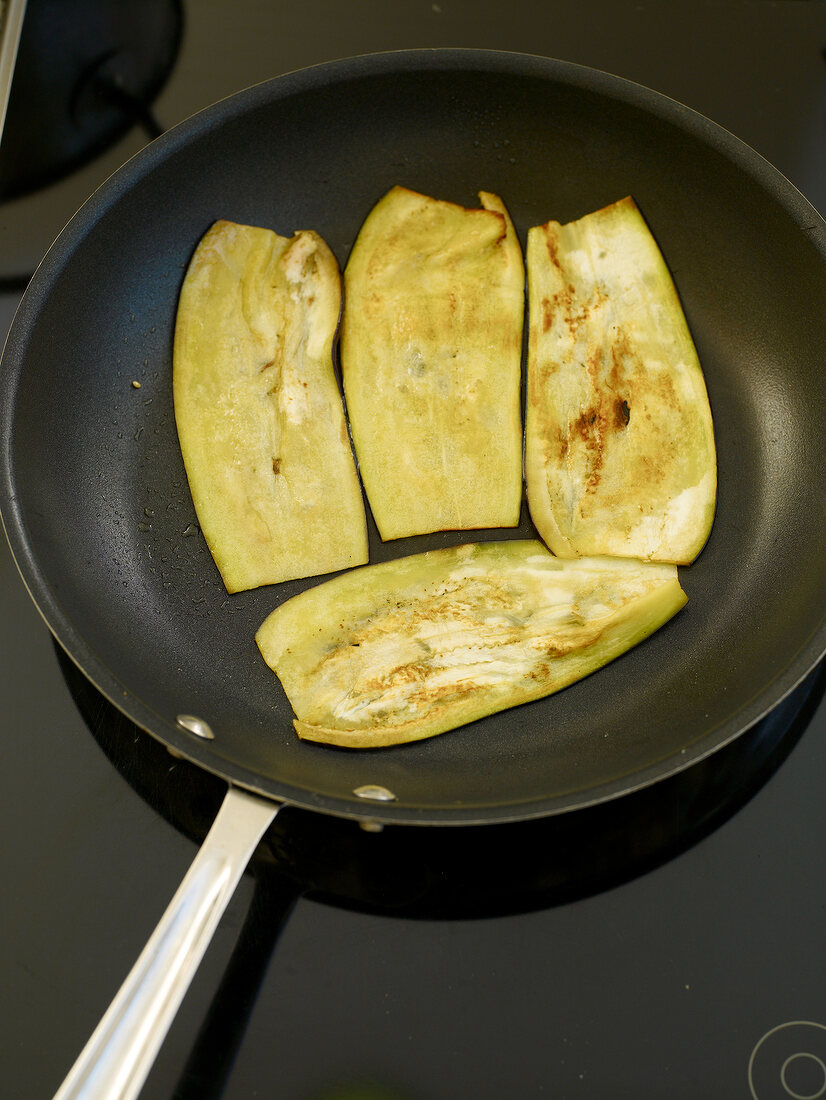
[569,405,606,491]
[542,296,554,332]
[609,335,628,385]
[569,366,634,491]
[572,408,599,436]
[545,226,563,272]
[272,457,281,476]
[487,210,508,248]
[545,284,609,343]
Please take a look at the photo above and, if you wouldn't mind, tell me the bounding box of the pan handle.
[52,785,281,1100]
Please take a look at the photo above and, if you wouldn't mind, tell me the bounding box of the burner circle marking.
[749,1022,826,1100]
[780,1053,826,1100]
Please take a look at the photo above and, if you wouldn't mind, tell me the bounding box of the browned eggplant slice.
[526,197,717,563]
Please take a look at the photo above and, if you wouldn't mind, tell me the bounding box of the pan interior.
[3,53,826,823]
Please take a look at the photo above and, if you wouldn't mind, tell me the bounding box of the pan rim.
[2,47,826,826]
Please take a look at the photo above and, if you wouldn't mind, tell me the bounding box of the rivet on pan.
[359,820,385,834]
[176,714,216,741]
[353,784,397,803]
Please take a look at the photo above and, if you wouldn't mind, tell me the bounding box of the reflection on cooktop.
[56,640,825,921]
[0,0,181,201]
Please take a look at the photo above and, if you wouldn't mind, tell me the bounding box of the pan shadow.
[54,642,826,1098]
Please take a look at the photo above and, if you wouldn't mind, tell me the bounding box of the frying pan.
[2,49,826,1098]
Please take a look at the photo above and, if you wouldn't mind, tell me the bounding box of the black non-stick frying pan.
[2,49,826,1098]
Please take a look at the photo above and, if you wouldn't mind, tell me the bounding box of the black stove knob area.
[0,0,182,200]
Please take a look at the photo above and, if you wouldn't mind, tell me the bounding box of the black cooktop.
[3,3,826,1098]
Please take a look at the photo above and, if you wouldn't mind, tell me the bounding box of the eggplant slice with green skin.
[256,540,687,748]
[340,186,525,541]
[525,196,717,564]
[173,220,368,593]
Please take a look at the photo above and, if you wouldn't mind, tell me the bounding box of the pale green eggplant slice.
[174,220,368,593]
[256,540,686,748]
[340,186,524,541]
[526,196,717,563]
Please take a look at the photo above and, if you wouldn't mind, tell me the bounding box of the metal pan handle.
[52,785,281,1100]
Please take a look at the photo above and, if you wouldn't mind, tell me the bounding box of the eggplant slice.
[341,186,524,541]
[173,220,368,593]
[525,197,717,564]
[256,540,686,748]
